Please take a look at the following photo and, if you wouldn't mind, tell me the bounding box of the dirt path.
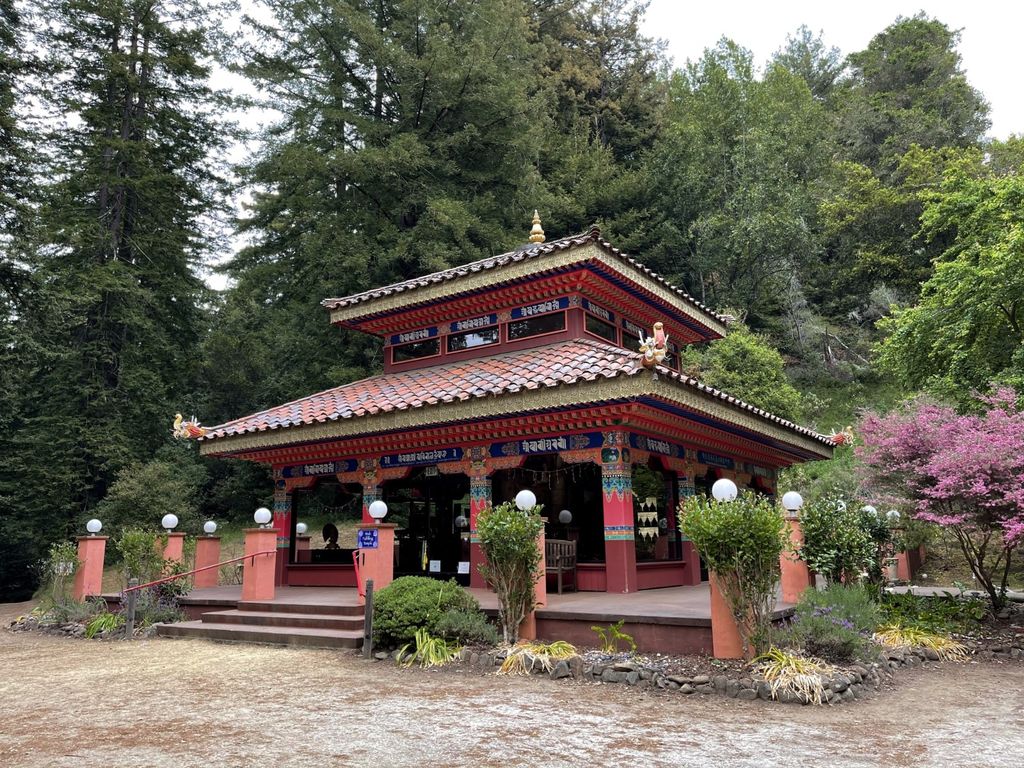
[1,601,1022,768]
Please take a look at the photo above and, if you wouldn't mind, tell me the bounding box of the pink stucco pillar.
[469,473,491,589]
[519,522,547,640]
[780,515,813,604]
[193,536,221,589]
[709,571,746,659]
[160,532,186,564]
[72,536,107,601]
[242,528,279,601]
[356,523,397,604]
[601,434,636,594]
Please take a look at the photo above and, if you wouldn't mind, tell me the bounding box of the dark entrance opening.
[383,469,471,585]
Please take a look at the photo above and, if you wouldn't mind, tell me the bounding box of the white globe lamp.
[515,489,537,511]
[296,522,308,535]
[862,505,878,517]
[86,519,102,535]
[887,509,901,523]
[203,520,218,536]
[711,478,738,502]
[368,500,389,521]
[253,507,272,527]
[781,491,804,513]
[558,509,572,524]
[161,513,179,532]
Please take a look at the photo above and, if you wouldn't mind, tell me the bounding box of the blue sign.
[697,451,735,469]
[510,296,569,319]
[491,431,603,458]
[629,433,685,459]
[582,300,614,323]
[380,447,464,467]
[389,326,439,346]
[449,314,498,334]
[280,460,358,478]
[357,529,379,549]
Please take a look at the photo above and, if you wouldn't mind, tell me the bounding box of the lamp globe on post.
[253,507,272,528]
[86,519,102,536]
[781,491,804,517]
[203,520,218,536]
[515,489,537,512]
[861,505,878,518]
[558,509,572,525]
[711,478,738,503]
[368,500,389,521]
[887,509,901,524]
[161,513,179,532]
[296,522,308,536]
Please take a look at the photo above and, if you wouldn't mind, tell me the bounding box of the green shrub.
[433,608,499,647]
[777,585,881,663]
[85,611,125,639]
[373,576,479,647]
[798,489,876,584]
[880,591,986,634]
[679,491,786,657]
[115,528,166,585]
[476,500,544,644]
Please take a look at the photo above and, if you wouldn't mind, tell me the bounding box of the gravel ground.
[1,601,1023,768]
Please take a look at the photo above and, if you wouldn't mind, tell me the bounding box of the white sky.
[643,0,1022,139]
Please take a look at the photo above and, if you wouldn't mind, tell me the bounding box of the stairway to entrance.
[157,595,365,649]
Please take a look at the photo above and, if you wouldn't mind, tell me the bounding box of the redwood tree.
[857,389,1024,611]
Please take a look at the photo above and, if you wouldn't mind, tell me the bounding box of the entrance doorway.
[383,469,471,585]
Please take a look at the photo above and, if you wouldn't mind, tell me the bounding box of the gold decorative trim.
[328,243,726,337]
[201,370,831,461]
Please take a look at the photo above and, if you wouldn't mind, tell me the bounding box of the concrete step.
[237,599,364,617]
[156,620,364,649]
[201,609,364,631]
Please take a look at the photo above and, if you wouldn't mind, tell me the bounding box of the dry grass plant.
[873,623,969,661]
[498,640,578,675]
[756,647,836,706]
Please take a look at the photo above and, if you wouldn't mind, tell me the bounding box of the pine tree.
[0,0,229,596]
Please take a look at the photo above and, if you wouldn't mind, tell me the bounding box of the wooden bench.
[545,539,577,594]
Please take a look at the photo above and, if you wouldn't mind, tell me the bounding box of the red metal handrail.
[122,550,276,593]
[352,549,365,598]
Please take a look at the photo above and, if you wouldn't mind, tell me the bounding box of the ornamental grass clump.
[476,500,544,644]
[756,647,834,706]
[679,491,786,657]
[499,640,577,675]
[873,624,969,662]
[396,629,461,668]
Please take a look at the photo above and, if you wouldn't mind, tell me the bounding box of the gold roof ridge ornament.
[529,209,545,244]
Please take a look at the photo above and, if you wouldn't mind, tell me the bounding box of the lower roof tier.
[200,338,833,467]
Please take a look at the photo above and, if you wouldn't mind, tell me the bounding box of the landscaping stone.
[679,684,694,694]
[550,661,572,680]
[626,670,640,685]
[695,683,714,694]
[713,675,728,692]
[601,668,628,684]
[923,648,940,661]
[736,689,757,700]
[691,675,711,686]
[725,679,741,698]
[374,651,389,661]
[663,680,680,691]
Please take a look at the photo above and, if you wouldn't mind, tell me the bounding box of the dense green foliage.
[476,500,545,644]
[372,576,480,648]
[880,591,987,635]
[0,2,1017,601]
[776,584,880,663]
[797,490,877,584]
[679,492,786,656]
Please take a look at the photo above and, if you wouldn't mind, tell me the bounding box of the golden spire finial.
[529,209,545,244]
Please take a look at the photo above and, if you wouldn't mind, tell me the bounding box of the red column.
[160,532,186,564]
[780,514,813,604]
[468,468,491,589]
[194,536,221,589]
[601,432,636,593]
[242,528,279,601]
[73,536,107,601]
[896,550,911,581]
[273,474,291,586]
[709,571,745,659]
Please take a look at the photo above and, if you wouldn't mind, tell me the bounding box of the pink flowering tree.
[857,389,1024,612]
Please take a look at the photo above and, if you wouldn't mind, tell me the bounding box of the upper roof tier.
[321,227,730,345]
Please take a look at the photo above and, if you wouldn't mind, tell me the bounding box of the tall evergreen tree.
[0,0,228,597]
[773,25,843,103]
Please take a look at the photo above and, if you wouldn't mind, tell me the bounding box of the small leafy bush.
[477,500,544,644]
[373,576,480,648]
[85,611,125,639]
[591,619,637,653]
[777,585,880,663]
[798,489,876,584]
[679,491,786,657]
[115,528,166,586]
[880,591,986,634]
[433,608,499,647]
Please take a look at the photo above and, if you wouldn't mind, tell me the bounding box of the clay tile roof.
[320,228,727,326]
[201,337,831,447]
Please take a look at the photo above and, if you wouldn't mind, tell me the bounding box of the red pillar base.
[780,517,813,604]
[194,537,221,589]
[604,539,637,594]
[73,536,107,601]
[357,523,397,603]
[160,532,187,565]
[242,528,279,601]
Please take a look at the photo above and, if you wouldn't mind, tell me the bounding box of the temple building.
[199,220,833,594]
